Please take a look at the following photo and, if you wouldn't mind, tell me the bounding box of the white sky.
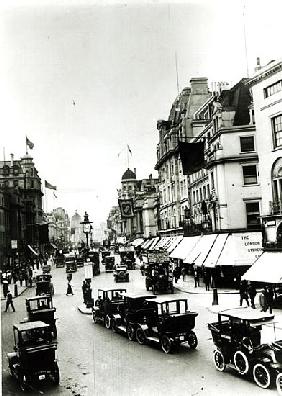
[1,0,281,225]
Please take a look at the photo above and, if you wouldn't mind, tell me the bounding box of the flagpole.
[26,136,28,155]
[127,145,129,169]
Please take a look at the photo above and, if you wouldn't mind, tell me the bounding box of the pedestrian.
[248,282,257,309]
[239,280,249,307]
[2,276,9,298]
[5,290,15,312]
[194,267,200,288]
[66,281,74,296]
[204,270,211,291]
[260,288,268,312]
[181,267,186,282]
[267,286,274,314]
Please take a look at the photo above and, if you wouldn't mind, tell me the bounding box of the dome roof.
[121,168,136,180]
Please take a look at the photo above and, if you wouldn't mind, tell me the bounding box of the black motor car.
[105,256,115,272]
[65,253,77,273]
[208,307,282,393]
[92,288,126,329]
[113,266,129,283]
[110,293,156,340]
[35,274,54,296]
[7,321,59,391]
[120,251,136,270]
[87,250,100,275]
[55,254,65,268]
[26,295,57,339]
[101,250,111,264]
[134,297,198,353]
[145,262,174,294]
[76,255,84,268]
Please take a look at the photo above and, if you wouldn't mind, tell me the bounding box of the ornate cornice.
[247,61,282,87]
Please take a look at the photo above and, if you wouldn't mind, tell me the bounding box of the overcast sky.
[1,0,281,226]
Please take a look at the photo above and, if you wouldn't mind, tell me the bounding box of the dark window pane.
[240,136,254,152]
[243,165,257,185]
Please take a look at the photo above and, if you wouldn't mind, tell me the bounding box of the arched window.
[271,158,282,212]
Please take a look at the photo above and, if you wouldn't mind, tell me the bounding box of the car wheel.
[161,335,173,354]
[234,350,249,375]
[276,372,282,395]
[136,327,146,345]
[19,372,28,391]
[187,331,198,349]
[52,363,60,385]
[213,349,226,372]
[105,315,112,329]
[93,312,98,324]
[126,324,135,341]
[253,363,271,389]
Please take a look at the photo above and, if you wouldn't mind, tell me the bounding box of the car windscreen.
[19,328,52,346]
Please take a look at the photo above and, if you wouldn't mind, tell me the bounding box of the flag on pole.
[53,192,57,198]
[45,180,57,190]
[26,137,34,150]
[127,144,132,155]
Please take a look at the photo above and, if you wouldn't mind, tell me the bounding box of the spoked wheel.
[253,363,271,389]
[187,331,198,349]
[19,372,28,391]
[276,372,282,395]
[213,349,226,372]
[111,319,118,333]
[105,315,111,329]
[136,327,146,345]
[52,363,60,385]
[234,350,249,375]
[161,335,173,354]
[126,324,135,341]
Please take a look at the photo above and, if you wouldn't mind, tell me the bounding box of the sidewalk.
[1,281,30,301]
[175,275,239,295]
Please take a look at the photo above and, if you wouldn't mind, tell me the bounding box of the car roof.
[145,296,188,304]
[98,288,127,293]
[26,295,51,301]
[14,321,49,331]
[116,266,127,270]
[218,307,275,322]
[125,293,156,299]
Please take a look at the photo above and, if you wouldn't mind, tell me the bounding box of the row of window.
[264,80,282,98]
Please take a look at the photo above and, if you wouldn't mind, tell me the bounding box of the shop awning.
[27,245,39,256]
[242,251,282,283]
[131,238,144,247]
[169,236,200,260]
[154,237,169,250]
[184,234,218,265]
[216,231,263,266]
[148,237,160,251]
[141,239,152,249]
[167,236,183,253]
[204,233,229,268]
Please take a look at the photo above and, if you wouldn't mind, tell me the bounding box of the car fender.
[139,324,149,332]
[112,313,121,322]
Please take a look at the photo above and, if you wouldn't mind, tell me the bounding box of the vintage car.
[35,274,54,296]
[105,255,115,272]
[26,295,57,339]
[92,288,126,328]
[7,321,59,391]
[87,251,100,275]
[76,255,84,268]
[42,264,51,273]
[208,307,282,392]
[134,297,198,353]
[120,251,136,270]
[101,250,111,264]
[110,293,156,340]
[113,266,129,283]
[145,262,174,294]
[65,253,77,273]
[55,254,65,268]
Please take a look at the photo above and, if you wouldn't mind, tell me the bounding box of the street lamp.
[80,212,93,248]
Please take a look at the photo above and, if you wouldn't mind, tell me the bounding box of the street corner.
[77,305,92,315]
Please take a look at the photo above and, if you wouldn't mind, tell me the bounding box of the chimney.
[190,77,209,94]
[149,173,152,180]
[134,168,136,176]
[10,153,14,167]
[255,57,262,72]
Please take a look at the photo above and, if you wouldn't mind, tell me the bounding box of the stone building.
[70,210,83,248]
[46,207,70,250]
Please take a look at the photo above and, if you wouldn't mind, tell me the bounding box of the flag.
[178,141,205,175]
[53,192,57,198]
[45,180,57,190]
[127,145,132,155]
[26,137,34,150]
[118,198,134,218]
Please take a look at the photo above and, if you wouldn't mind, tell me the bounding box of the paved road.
[1,260,277,396]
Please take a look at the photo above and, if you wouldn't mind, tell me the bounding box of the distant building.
[70,210,83,247]
[46,207,70,249]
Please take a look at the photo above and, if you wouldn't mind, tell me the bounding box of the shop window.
[272,114,282,148]
[243,165,258,185]
[246,202,260,230]
[240,136,254,152]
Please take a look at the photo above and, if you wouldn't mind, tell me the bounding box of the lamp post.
[80,212,93,248]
